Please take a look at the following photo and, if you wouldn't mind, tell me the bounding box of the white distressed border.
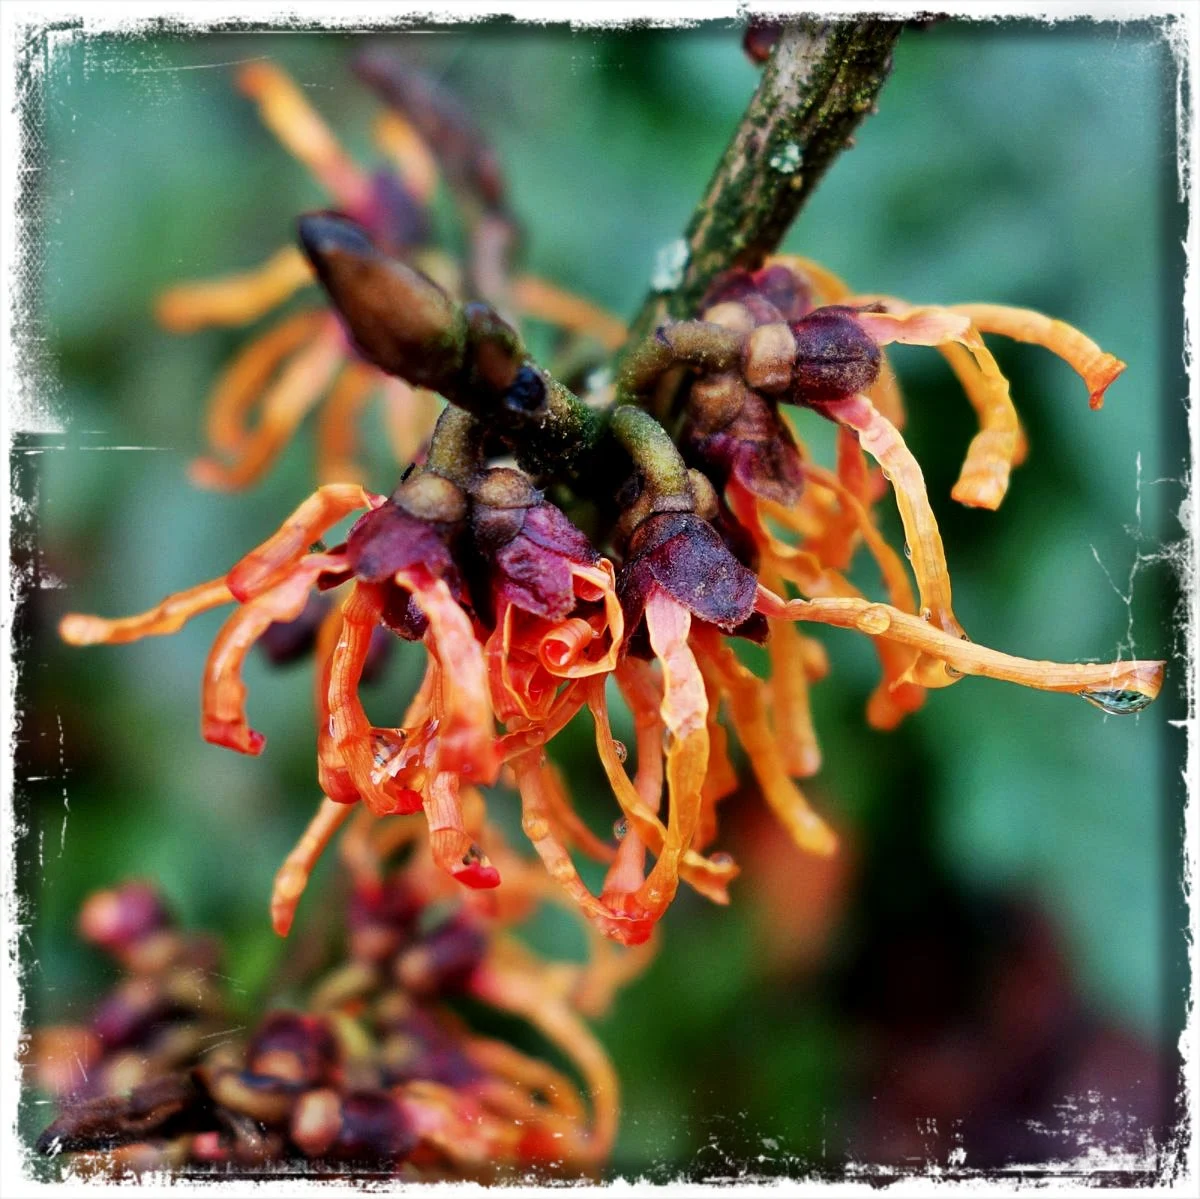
[1,2,1196,1195]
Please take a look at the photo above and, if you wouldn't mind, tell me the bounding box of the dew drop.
[919,607,933,623]
[613,740,628,764]
[538,752,548,768]
[524,816,550,842]
[1079,688,1154,715]
[709,851,734,868]
[855,605,892,635]
[550,860,574,882]
[944,664,963,680]
[903,542,912,560]
[613,817,629,841]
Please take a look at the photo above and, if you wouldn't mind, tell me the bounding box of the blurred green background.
[16,19,1187,1178]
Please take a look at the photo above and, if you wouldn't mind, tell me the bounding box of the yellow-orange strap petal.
[271,797,353,937]
[692,625,837,858]
[226,483,382,601]
[190,318,344,491]
[237,61,372,213]
[59,577,233,646]
[155,246,314,333]
[758,588,1164,706]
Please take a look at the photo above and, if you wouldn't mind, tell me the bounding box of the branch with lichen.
[621,19,902,355]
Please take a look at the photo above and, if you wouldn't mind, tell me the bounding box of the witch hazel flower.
[61,54,1163,954]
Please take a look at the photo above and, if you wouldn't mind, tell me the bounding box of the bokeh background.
[14,18,1189,1179]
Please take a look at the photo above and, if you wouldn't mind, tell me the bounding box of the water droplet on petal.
[613,740,628,763]
[709,851,734,868]
[919,607,933,622]
[903,542,912,560]
[613,817,629,841]
[944,663,963,679]
[855,605,892,635]
[1079,688,1154,715]
[523,816,550,842]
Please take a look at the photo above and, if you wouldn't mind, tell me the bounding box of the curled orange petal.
[394,565,498,785]
[424,770,500,889]
[317,361,378,485]
[199,310,325,455]
[759,588,1164,707]
[372,110,440,205]
[949,302,1125,409]
[818,392,963,639]
[202,553,340,754]
[226,483,382,602]
[511,275,629,352]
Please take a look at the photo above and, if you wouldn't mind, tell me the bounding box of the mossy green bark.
[622,20,902,355]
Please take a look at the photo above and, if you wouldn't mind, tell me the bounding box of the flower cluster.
[29,812,640,1179]
[60,55,1163,958]
[157,57,623,490]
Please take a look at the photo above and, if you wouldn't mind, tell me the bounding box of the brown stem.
[621,19,902,354]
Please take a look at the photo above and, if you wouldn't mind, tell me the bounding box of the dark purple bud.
[329,1091,417,1162]
[92,979,173,1049]
[470,468,596,621]
[751,264,814,323]
[195,1065,303,1126]
[788,306,882,403]
[365,169,430,254]
[346,503,457,584]
[347,875,422,963]
[395,917,487,997]
[378,1006,483,1088]
[685,389,805,507]
[618,512,758,634]
[258,592,330,666]
[246,1013,339,1088]
[702,265,813,326]
[37,1074,199,1155]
